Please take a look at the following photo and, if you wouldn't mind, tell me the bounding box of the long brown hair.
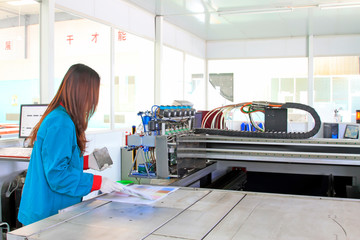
[29,64,100,154]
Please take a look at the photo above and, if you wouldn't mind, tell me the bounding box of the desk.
[7,187,360,240]
[0,147,31,162]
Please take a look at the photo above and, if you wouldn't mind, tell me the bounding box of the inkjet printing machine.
[122,101,360,196]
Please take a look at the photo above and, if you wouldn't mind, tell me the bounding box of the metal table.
[7,187,360,240]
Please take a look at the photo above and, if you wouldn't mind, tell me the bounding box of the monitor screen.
[19,104,48,138]
[343,124,359,139]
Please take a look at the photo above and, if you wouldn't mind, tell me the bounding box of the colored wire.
[202,102,267,130]
[151,105,160,119]
[202,102,247,128]
[138,114,146,133]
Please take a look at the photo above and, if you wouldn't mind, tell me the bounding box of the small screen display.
[19,104,48,138]
[343,125,359,139]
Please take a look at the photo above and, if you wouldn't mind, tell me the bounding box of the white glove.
[100,177,124,194]
[88,147,113,171]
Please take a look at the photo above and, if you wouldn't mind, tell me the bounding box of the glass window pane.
[207,58,308,110]
[162,47,183,105]
[271,78,279,102]
[314,56,360,122]
[184,54,205,110]
[314,77,331,102]
[351,77,360,119]
[54,12,111,130]
[295,78,308,103]
[0,2,40,136]
[351,78,360,95]
[332,77,348,111]
[113,30,154,129]
[280,78,294,102]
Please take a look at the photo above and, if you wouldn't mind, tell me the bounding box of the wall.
[55,0,207,59]
[163,21,206,59]
[207,37,307,59]
[314,35,360,57]
[55,0,154,40]
[207,35,360,59]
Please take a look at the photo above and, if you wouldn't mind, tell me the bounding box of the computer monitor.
[19,104,48,138]
[343,124,360,139]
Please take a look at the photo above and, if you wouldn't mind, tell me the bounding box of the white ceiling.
[0,0,39,19]
[125,0,360,41]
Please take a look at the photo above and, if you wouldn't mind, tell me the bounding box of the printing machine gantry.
[175,135,360,189]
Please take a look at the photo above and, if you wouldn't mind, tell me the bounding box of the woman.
[18,63,123,225]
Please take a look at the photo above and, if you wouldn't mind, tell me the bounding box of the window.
[208,58,308,108]
[54,12,111,130]
[113,30,154,129]
[161,46,184,105]
[0,2,40,135]
[208,58,308,124]
[314,56,360,122]
[184,54,205,110]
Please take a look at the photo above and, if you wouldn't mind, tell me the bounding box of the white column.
[110,28,115,129]
[307,9,315,132]
[205,52,209,110]
[40,0,55,104]
[182,52,186,100]
[154,16,163,105]
[307,8,314,108]
[308,35,314,108]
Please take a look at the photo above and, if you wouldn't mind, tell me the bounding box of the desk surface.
[8,187,360,240]
[0,147,31,161]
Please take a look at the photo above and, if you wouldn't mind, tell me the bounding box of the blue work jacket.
[18,105,94,225]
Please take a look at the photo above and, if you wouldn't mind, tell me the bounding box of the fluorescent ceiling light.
[319,2,360,9]
[7,0,38,6]
[218,8,293,16]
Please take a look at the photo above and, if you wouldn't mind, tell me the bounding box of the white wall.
[55,0,154,40]
[55,0,207,59]
[207,37,307,59]
[314,35,360,56]
[163,21,206,59]
[207,34,360,59]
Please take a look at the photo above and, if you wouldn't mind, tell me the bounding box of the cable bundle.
[201,102,281,131]
[198,101,321,139]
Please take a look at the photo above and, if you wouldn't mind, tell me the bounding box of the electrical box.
[323,123,339,138]
[265,108,287,132]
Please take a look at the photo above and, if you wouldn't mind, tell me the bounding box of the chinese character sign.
[58,20,111,56]
[67,35,74,45]
[118,31,126,41]
[92,32,99,43]
[5,41,12,50]
[0,26,25,60]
